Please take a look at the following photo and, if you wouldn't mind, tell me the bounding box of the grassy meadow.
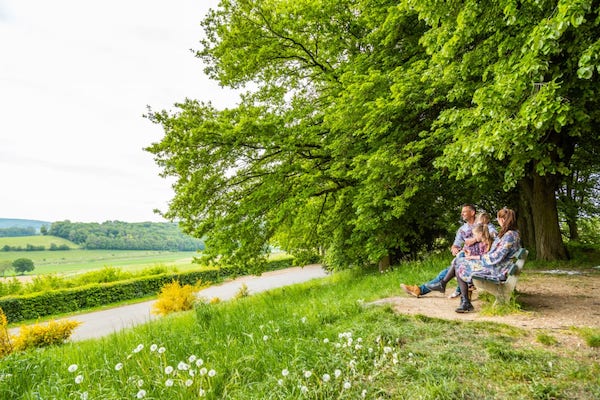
[0,249,200,276]
[0,235,77,249]
[0,236,200,276]
[0,256,598,399]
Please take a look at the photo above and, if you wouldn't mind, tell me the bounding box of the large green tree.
[404,0,600,260]
[12,258,34,275]
[147,0,599,267]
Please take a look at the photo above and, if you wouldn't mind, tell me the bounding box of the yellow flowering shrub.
[152,280,199,316]
[13,319,80,351]
[0,308,13,357]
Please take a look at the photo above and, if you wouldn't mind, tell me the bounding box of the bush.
[0,308,12,357]
[152,280,200,315]
[12,319,80,351]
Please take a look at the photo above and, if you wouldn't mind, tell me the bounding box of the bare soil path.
[373,270,600,350]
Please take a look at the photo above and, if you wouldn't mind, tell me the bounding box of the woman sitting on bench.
[427,207,521,313]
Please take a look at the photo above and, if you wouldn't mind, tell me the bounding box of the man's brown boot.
[401,284,421,298]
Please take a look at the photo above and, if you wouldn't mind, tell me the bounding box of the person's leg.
[401,267,449,298]
[455,276,474,313]
[419,267,448,295]
[425,266,455,293]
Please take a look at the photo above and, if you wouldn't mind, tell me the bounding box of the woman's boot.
[455,294,474,313]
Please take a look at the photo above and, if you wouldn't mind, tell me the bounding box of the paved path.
[10,265,327,342]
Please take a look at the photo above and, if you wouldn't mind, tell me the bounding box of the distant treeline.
[1,243,70,252]
[48,221,205,251]
[0,227,37,237]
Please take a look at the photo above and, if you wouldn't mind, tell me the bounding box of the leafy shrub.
[152,281,201,315]
[0,278,23,297]
[0,308,13,357]
[12,319,80,351]
[72,266,133,285]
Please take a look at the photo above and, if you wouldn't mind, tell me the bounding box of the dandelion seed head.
[80,391,88,400]
[208,369,216,377]
[185,379,194,387]
[263,335,269,341]
[281,369,289,377]
[165,366,174,375]
[133,344,144,353]
[199,388,206,397]
[361,389,367,398]
[323,338,329,344]
[277,379,284,386]
[200,367,208,376]
[158,347,166,354]
[334,369,342,378]
[75,375,84,384]
[114,363,123,371]
[195,358,204,367]
[300,385,308,393]
[188,355,197,363]
[343,381,351,389]
[137,379,144,387]
[150,344,158,352]
[383,346,392,354]
[189,369,196,377]
[300,317,307,324]
[136,389,147,399]
[178,361,190,371]
[322,373,330,382]
[165,379,174,387]
[303,370,312,378]
[68,364,78,373]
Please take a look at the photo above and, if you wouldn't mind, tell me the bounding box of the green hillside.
[0,235,78,249]
[0,218,50,231]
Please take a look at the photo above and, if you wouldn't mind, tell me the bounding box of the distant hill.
[0,218,51,232]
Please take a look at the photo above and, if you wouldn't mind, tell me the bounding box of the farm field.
[0,249,200,277]
[0,235,77,248]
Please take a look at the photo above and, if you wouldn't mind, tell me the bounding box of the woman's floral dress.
[455,230,521,282]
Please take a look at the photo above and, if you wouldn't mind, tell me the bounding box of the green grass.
[1,257,598,399]
[0,249,200,276]
[0,235,78,249]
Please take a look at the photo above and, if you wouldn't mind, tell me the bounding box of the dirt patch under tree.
[372,270,600,353]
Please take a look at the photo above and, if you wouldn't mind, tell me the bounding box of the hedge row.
[1,258,295,323]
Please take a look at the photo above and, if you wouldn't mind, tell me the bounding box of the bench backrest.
[507,248,528,276]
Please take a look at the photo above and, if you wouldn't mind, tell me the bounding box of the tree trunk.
[517,177,535,252]
[523,172,568,261]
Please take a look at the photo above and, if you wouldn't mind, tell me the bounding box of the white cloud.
[0,0,238,222]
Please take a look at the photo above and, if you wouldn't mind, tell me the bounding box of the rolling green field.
[0,249,199,276]
[0,235,200,276]
[0,235,77,249]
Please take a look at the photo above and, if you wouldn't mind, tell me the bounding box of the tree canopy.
[12,258,34,275]
[48,221,205,251]
[146,0,600,268]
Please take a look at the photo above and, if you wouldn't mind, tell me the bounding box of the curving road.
[10,265,327,342]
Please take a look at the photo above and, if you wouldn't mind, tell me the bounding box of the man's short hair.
[462,203,476,213]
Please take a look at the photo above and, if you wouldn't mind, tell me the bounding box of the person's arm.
[451,224,468,255]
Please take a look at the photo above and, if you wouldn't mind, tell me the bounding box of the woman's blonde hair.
[472,223,494,253]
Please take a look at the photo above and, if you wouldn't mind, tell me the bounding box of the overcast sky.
[0,0,238,223]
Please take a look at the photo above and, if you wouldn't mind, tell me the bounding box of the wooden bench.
[471,248,528,304]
